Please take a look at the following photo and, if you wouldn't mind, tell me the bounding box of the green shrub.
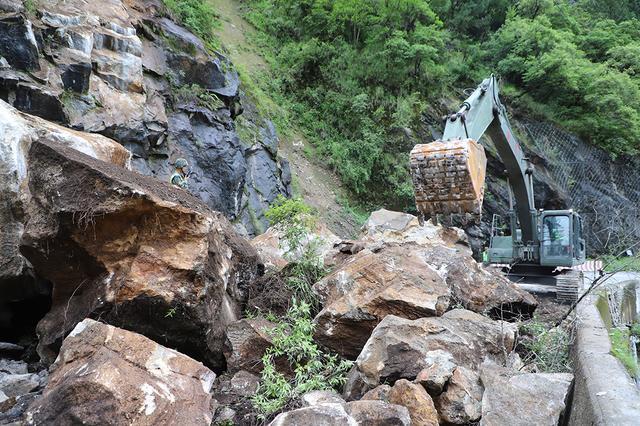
[162,0,219,50]
[520,320,572,373]
[265,195,315,257]
[252,300,353,417]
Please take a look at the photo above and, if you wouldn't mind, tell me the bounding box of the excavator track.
[555,270,583,304]
[410,139,487,223]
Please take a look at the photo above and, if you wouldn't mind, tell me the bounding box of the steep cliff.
[0,0,290,238]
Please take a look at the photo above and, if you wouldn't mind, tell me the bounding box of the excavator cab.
[539,211,586,267]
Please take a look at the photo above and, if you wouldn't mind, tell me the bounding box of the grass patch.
[610,327,639,377]
[171,82,226,110]
[519,319,572,373]
[162,0,220,51]
[601,255,640,272]
[24,0,36,14]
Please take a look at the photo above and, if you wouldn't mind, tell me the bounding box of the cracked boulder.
[25,319,216,425]
[312,245,451,359]
[0,99,129,305]
[434,366,483,424]
[20,139,260,369]
[353,310,516,392]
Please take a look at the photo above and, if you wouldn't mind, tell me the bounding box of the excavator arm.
[410,75,537,243]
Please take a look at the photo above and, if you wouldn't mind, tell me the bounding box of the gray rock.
[300,390,345,407]
[479,361,573,426]
[0,359,28,375]
[344,400,411,426]
[229,370,260,397]
[268,404,357,426]
[0,373,40,397]
[415,350,457,396]
[435,366,483,425]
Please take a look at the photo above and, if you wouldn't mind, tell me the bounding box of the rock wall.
[0,0,290,238]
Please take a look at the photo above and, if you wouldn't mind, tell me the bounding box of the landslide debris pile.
[0,1,576,425]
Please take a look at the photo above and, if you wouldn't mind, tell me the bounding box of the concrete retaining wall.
[568,288,640,425]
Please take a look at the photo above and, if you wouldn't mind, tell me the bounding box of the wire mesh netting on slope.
[524,122,640,255]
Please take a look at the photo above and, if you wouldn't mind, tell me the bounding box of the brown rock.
[313,245,451,358]
[356,310,517,389]
[345,400,411,425]
[223,318,276,375]
[435,366,483,424]
[20,139,260,368]
[480,362,573,426]
[388,379,438,426]
[25,319,215,425]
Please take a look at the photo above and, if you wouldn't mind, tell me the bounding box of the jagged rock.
[0,99,129,308]
[0,373,40,398]
[361,384,391,402]
[268,404,356,426]
[387,379,438,426]
[20,139,260,368]
[223,318,276,375]
[0,1,24,13]
[313,245,451,358]
[229,370,260,398]
[0,343,24,355]
[479,362,573,426]
[301,390,345,407]
[361,209,469,248]
[0,359,28,375]
[434,366,483,424]
[251,221,341,271]
[355,310,517,391]
[25,319,216,425]
[345,400,411,426]
[0,15,40,71]
[415,350,457,396]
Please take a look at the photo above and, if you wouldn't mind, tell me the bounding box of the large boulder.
[20,139,260,368]
[26,319,216,425]
[313,245,451,358]
[0,99,129,306]
[354,310,517,391]
[479,362,573,426]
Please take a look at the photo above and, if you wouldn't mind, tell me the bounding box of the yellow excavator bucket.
[410,139,487,221]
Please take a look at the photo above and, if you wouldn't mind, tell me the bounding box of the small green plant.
[24,0,36,14]
[610,327,639,377]
[252,300,352,417]
[164,307,177,318]
[520,319,571,373]
[265,195,315,257]
[171,82,225,111]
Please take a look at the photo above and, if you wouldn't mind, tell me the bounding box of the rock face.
[20,139,260,368]
[26,319,216,425]
[354,310,516,391]
[0,0,290,236]
[313,245,451,358]
[479,362,573,426]
[0,99,129,320]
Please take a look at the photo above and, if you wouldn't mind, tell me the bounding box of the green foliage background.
[237,0,640,209]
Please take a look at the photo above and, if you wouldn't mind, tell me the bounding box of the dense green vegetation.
[238,0,640,209]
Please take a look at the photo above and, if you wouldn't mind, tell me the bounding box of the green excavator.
[410,75,586,303]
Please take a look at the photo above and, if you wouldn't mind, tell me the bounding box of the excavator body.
[409,75,586,303]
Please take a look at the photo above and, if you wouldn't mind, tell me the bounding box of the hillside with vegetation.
[233,0,640,211]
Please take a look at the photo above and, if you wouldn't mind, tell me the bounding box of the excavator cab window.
[542,215,571,257]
